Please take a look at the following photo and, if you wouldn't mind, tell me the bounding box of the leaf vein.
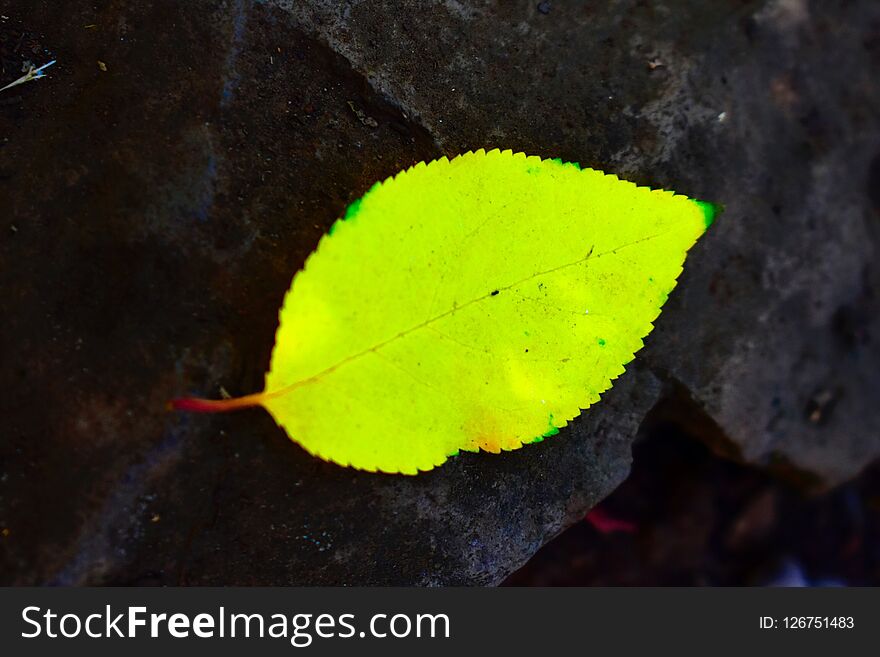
[261,230,668,402]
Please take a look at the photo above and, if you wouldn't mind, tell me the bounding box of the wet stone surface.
[1,1,878,584]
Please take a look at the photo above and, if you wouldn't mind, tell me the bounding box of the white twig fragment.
[0,59,56,93]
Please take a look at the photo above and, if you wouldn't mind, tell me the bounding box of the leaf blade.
[257,149,714,473]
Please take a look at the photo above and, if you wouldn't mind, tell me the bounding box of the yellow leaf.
[173,149,717,474]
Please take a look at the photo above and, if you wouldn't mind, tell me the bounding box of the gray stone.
[279,0,880,482]
[0,0,877,585]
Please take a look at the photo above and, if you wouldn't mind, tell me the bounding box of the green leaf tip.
[694,200,721,229]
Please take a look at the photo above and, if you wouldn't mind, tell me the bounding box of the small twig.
[0,59,56,93]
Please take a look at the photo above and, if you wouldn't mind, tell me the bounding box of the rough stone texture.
[0,0,878,585]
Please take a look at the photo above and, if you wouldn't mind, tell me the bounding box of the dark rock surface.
[0,0,878,585]
[505,422,880,586]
